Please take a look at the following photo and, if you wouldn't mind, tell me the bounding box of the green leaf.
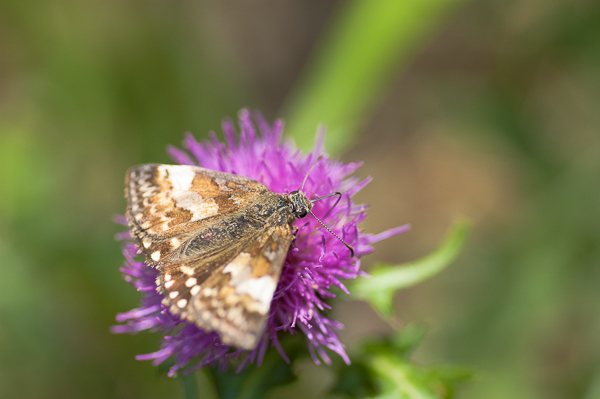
[284,0,463,154]
[366,355,470,399]
[351,220,470,318]
[330,327,471,399]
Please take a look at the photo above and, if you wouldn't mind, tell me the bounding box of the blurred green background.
[1,0,599,398]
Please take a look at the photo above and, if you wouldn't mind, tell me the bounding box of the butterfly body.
[125,164,311,349]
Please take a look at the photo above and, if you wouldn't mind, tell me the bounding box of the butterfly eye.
[296,209,308,218]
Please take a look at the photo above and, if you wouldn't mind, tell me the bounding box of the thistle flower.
[113,109,406,376]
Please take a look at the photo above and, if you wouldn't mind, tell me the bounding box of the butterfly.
[125,164,353,350]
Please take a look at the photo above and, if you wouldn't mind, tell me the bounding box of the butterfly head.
[288,190,312,219]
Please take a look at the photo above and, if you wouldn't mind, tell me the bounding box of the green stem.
[180,374,198,399]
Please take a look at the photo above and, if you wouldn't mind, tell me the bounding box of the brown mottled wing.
[125,164,269,267]
[160,224,294,350]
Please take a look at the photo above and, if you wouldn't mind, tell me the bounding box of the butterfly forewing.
[125,164,269,267]
[125,164,296,349]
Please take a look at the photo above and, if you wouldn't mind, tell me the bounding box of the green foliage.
[285,0,463,154]
[351,220,470,318]
[188,326,470,399]
[331,325,471,399]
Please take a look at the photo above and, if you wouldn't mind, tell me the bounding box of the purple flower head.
[113,109,406,376]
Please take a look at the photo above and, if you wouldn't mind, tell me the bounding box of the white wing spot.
[238,276,276,314]
[202,287,217,297]
[223,252,277,314]
[142,239,152,249]
[223,252,252,276]
[169,291,179,299]
[164,280,174,289]
[181,265,194,275]
[190,285,201,296]
[151,251,161,261]
[165,273,172,281]
[160,165,219,222]
[171,191,219,222]
[162,165,195,190]
[185,277,197,287]
[177,299,188,308]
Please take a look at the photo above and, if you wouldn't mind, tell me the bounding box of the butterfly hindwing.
[160,224,294,349]
[125,164,269,267]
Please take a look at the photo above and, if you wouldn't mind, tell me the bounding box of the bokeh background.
[1,0,599,398]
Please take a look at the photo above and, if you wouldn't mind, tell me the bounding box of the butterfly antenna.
[311,191,342,219]
[309,210,355,257]
[300,155,324,191]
